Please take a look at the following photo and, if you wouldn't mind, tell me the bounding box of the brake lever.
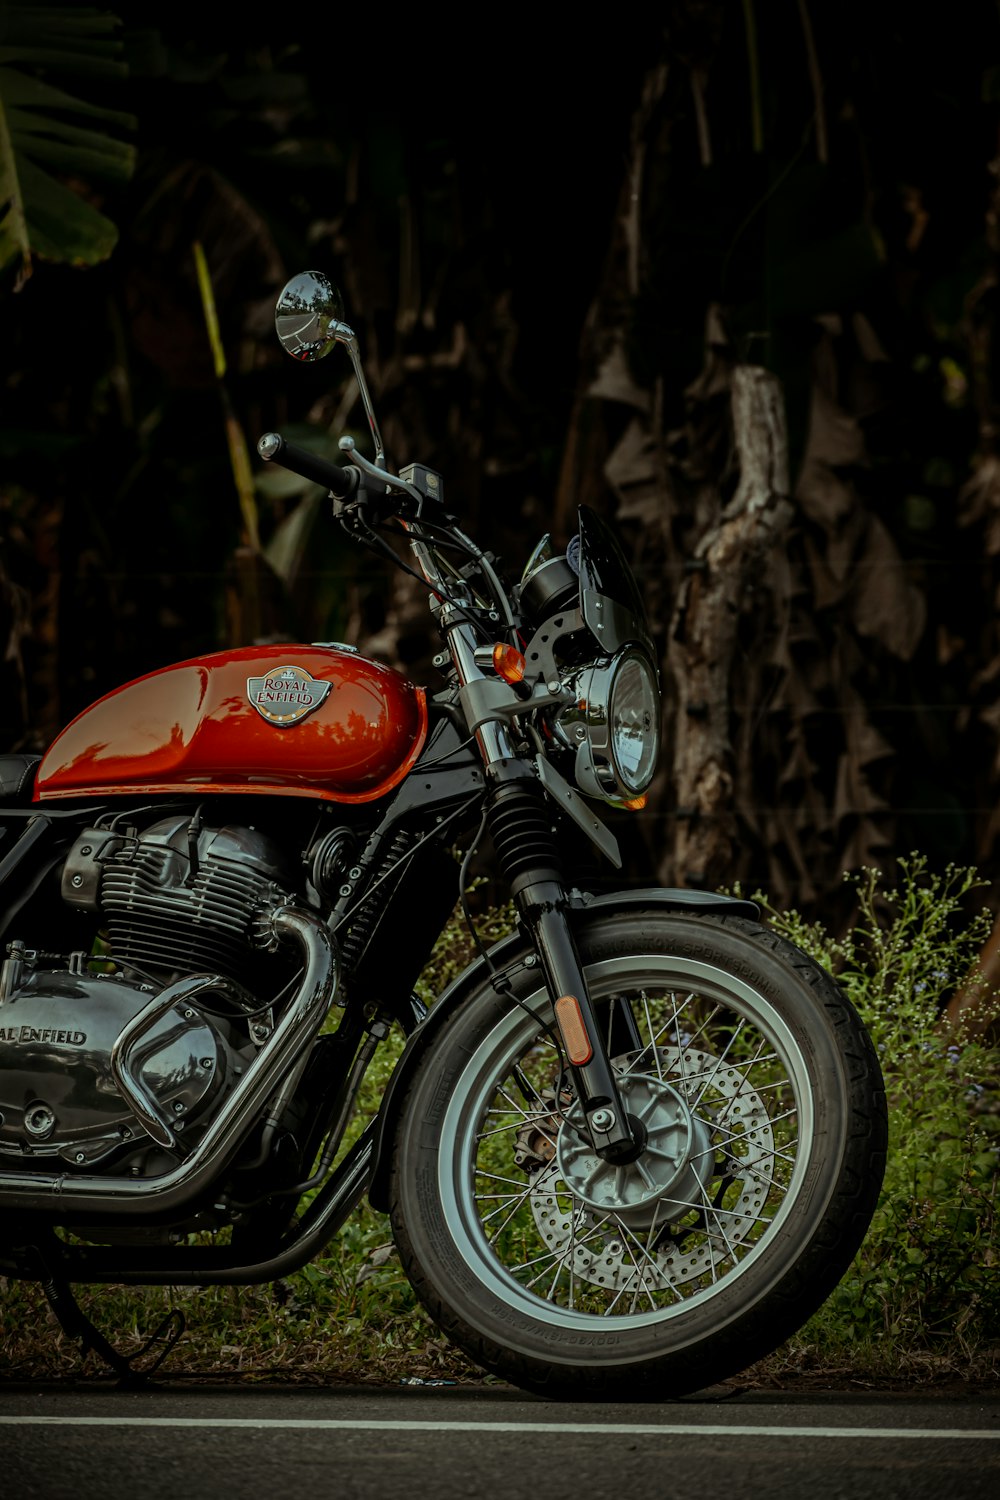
[338,437,424,511]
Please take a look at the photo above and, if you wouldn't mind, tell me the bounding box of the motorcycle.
[0,270,887,1399]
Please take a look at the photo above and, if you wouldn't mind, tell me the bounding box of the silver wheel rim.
[437,953,817,1331]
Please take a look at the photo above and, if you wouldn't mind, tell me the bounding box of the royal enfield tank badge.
[247,665,332,726]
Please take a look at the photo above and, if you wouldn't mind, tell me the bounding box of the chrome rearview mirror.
[275,270,344,361]
[274,270,385,467]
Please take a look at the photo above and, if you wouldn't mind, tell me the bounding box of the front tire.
[388,911,886,1400]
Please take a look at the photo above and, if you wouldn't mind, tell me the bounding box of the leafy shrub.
[750,855,1000,1379]
[3,866,998,1386]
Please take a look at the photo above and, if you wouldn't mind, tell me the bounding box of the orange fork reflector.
[493,642,526,684]
[554,994,594,1065]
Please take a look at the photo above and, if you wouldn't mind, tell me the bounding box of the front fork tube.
[483,769,644,1164]
[516,880,645,1166]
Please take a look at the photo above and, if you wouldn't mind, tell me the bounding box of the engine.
[0,815,302,1175]
[60,815,299,988]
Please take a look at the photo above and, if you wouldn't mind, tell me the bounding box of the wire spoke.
[739,1158,792,1193]
[484,1179,545,1241]
[469,962,815,1323]
[618,1220,674,1302]
[476,1167,540,1190]
[691,1019,748,1110]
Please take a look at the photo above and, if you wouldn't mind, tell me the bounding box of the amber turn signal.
[493,643,526,684]
[554,994,594,1065]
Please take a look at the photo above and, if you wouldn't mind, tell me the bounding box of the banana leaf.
[0,4,136,286]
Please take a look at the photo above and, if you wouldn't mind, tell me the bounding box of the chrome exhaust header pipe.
[0,904,338,1214]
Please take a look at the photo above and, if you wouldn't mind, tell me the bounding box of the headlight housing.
[555,647,660,802]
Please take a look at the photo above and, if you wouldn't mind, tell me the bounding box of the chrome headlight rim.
[558,646,660,803]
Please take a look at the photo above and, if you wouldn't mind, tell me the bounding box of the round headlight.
[609,651,659,794]
[556,647,660,803]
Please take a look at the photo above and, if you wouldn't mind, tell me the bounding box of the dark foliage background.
[5,2,1000,938]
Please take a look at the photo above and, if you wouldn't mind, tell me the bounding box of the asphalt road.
[1,1381,997,1500]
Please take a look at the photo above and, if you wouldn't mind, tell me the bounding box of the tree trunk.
[666,364,793,888]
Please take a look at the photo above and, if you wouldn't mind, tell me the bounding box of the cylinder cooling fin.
[64,817,297,986]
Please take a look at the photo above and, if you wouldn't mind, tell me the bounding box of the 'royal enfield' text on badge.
[0,1026,87,1045]
[247,665,333,726]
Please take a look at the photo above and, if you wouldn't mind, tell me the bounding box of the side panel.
[35,645,428,804]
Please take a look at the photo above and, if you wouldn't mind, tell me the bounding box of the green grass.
[2,864,998,1392]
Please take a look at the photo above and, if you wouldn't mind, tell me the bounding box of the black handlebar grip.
[257,432,359,499]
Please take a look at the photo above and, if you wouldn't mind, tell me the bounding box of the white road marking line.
[0,1417,996,1439]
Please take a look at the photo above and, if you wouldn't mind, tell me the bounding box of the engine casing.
[0,814,300,1172]
[0,968,248,1168]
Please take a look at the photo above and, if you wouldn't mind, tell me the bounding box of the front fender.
[367,885,759,1211]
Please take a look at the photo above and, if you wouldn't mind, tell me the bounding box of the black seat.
[0,755,41,802]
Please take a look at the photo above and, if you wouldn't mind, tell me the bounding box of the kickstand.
[28,1249,185,1389]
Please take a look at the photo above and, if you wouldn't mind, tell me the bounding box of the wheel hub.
[525,1044,778,1293]
[556,1069,714,1229]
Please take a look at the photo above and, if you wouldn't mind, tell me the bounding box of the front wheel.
[388,910,887,1400]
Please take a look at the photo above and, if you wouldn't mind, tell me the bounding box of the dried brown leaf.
[604,416,666,524]
[588,340,652,413]
[849,514,927,660]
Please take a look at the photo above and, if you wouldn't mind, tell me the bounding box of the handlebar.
[256,429,512,626]
[257,432,360,500]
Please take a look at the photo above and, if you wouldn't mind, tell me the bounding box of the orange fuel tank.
[35,644,428,804]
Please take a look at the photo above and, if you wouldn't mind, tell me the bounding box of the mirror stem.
[335,324,385,468]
